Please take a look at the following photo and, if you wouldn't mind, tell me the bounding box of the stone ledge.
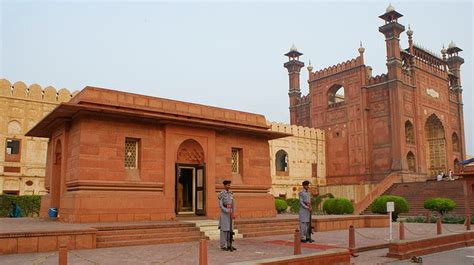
[387,231,474,259]
[228,248,350,265]
[0,228,97,239]
[0,230,96,255]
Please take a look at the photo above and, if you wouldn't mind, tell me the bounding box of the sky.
[1,0,473,154]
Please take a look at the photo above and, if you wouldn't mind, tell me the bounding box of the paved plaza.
[1,220,472,264]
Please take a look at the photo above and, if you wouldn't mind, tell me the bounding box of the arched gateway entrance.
[175,139,206,216]
[425,114,447,176]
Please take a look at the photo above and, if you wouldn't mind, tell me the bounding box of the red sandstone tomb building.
[27,87,287,222]
[284,5,466,186]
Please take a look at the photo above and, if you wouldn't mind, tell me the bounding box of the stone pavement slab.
[0,221,469,264]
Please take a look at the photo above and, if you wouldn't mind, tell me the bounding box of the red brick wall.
[40,114,276,222]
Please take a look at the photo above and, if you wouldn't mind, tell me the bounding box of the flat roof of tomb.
[27,86,290,139]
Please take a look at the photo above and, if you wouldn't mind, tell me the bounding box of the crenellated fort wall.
[0,79,76,195]
[268,122,325,198]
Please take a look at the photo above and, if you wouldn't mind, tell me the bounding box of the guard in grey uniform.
[218,180,236,251]
[298,180,313,242]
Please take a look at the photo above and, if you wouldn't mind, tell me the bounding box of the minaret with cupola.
[284,44,305,125]
[446,41,466,160]
[379,4,406,170]
[446,41,464,90]
[378,4,405,79]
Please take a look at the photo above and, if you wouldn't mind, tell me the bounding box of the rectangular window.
[124,138,138,169]
[5,139,21,162]
[6,139,20,155]
[231,148,240,174]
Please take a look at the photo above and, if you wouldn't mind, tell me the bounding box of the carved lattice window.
[275,149,289,172]
[124,138,138,169]
[405,120,415,144]
[452,132,460,152]
[231,148,240,174]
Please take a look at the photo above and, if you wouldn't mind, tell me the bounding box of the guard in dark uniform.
[298,180,313,242]
[218,180,236,251]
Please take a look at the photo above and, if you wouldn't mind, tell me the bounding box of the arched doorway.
[275,149,289,172]
[425,114,447,177]
[51,140,62,209]
[175,139,205,216]
[454,158,460,173]
[406,151,416,172]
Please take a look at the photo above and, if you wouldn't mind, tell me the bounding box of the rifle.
[307,202,314,243]
[228,208,235,251]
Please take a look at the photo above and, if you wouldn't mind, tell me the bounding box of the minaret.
[378,4,406,171]
[358,41,365,65]
[441,45,448,72]
[284,44,305,125]
[407,25,414,55]
[378,4,405,79]
[446,41,466,160]
[446,41,464,89]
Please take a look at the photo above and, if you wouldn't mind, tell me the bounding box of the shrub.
[405,214,474,224]
[287,193,335,214]
[322,198,354,215]
[405,215,426,223]
[0,195,41,217]
[371,195,409,221]
[275,199,288,213]
[423,197,456,216]
[312,193,334,211]
[286,198,300,214]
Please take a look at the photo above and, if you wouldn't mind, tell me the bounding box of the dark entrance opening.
[176,165,205,216]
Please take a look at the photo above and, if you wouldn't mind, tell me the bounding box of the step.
[97,226,199,236]
[234,219,297,225]
[235,222,298,229]
[181,220,244,241]
[97,231,204,242]
[242,229,295,238]
[96,235,205,248]
[236,224,297,231]
[96,223,194,231]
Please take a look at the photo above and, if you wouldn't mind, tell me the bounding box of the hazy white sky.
[1,1,473,154]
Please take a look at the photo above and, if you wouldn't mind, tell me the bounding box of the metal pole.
[389,212,392,240]
[437,216,442,235]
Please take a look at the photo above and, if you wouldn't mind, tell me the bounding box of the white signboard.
[426,88,440,99]
[387,201,395,212]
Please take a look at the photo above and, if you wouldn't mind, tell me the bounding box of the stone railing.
[354,172,401,214]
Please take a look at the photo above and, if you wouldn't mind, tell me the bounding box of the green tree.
[423,198,456,216]
[371,195,409,221]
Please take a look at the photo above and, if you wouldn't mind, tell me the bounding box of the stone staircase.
[362,179,474,216]
[182,220,243,240]
[96,222,207,248]
[234,218,299,238]
[354,172,401,214]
